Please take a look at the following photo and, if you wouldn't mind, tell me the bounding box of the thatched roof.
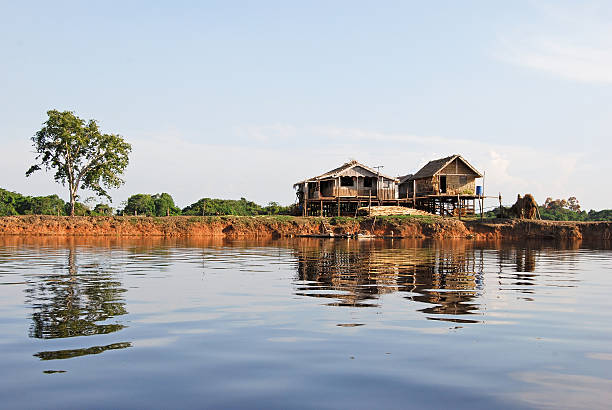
[410,154,482,180]
[398,174,413,184]
[294,160,399,186]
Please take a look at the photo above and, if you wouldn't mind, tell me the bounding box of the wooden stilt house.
[398,155,483,216]
[294,160,399,216]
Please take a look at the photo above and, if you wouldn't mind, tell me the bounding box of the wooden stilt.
[458,195,461,220]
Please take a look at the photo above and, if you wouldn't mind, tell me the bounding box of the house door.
[439,176,447,194]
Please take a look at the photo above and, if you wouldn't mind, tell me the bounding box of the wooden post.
[413,180,416,208]
[479,196,483,221]
[458,194,461,220]
[368,192,372,216]
[481,197,485,219]
[376,173,379,200]
[483,171,486,197]
[304,182,308,216]
[320,200,323,217]
[498,192,502,213]
[337,197,340,217]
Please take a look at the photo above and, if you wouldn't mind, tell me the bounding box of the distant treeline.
[2,188,612,221]
[0,188,296,217]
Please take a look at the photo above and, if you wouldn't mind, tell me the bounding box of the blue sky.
[1,1,611,209]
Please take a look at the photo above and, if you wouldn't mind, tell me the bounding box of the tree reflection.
[34,342,131,361]
[25,245,130,359]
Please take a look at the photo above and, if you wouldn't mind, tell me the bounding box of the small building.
[399,154,483,215]
[294,160,399,216]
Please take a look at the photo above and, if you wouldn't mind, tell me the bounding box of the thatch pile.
[357,206,434,217]
[506,194,539,219]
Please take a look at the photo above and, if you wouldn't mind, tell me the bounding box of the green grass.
[329,216,358,225]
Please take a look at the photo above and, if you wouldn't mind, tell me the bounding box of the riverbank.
[1,215,611,241]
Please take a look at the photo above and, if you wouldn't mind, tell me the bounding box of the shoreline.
[1,215,611,241]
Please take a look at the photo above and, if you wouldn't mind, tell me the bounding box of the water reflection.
[24,245,130,360]
[34,342,132,361]
[1,236,611,409]
[294,239,485,322]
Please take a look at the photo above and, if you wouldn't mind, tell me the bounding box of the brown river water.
[0,236,611,409]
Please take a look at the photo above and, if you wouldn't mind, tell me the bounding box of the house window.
[460,176,467,185]
[363,177,373,187]
[340,176,354,187]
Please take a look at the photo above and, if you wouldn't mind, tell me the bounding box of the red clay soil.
[0,215,610,241]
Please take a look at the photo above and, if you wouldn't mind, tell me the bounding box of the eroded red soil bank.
[0,215,610,241]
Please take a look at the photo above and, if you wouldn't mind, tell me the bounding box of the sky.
[1,1,611,210]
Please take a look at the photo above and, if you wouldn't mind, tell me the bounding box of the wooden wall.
[415,178,435,194]
[443,175,476,195]
[439,158,477,176]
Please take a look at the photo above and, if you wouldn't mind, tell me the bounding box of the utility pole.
[373,165,384,202]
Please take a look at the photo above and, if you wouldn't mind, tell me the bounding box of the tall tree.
[26,110,131,216]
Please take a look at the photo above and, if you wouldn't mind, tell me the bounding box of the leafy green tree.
[181,197,295,216]
[24,195,66,215]
[262,201,294,215]
[122,194,155,216]
[1,188,68,215]
[152,193,181,216]
[26,110,131,216]
[92,203,113,215]
[63,201,90,216]
[587,209,612,221]
[0,188,21,215]
[182,197,263,216]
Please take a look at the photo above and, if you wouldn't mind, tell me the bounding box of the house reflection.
[293,239,485,322]
[495,244,542,300]
[25,245,130,360]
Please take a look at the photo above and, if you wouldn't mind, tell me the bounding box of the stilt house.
[398,154,483,215]
[294,160,399,216]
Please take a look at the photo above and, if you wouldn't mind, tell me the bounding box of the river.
[0,237,611,409]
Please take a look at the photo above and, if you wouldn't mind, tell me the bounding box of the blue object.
[476,186,482,196]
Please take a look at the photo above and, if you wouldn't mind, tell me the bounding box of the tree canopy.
[1,186,296,217]
[121,193,181,216]
[26,110,131,216]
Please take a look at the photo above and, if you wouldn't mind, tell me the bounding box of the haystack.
[508,194,539,219]
[357,206,434,217]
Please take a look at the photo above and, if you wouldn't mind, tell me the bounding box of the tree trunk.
[70,189,76,216]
